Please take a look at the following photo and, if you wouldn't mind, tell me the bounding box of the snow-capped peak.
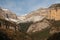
[2,8,8,11]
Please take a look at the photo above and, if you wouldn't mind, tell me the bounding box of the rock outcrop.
[0,7,17,19]
[27,19,50,33]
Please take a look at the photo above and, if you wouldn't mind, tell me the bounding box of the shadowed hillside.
[0,28,32,40]
[47,32,60,40]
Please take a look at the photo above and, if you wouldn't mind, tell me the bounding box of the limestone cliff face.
[25,3,60,21]
[18,3,60,33]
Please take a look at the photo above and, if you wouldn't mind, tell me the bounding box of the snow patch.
[2,8,8,11]
[5,18,19,23]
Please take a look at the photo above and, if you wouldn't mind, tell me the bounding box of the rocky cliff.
[24,3,60,20]
[0,3,60,40]
[17,3,60,40]
[0,7,17,19]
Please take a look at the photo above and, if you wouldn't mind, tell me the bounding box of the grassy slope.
[30,28,50,40]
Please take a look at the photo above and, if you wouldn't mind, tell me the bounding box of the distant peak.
[0,7,8,11]
[2,8,8,11]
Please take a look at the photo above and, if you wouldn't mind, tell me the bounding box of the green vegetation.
[18,22,33,32]
[30,28,50,40]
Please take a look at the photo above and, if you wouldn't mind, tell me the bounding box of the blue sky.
[0,0,60,15]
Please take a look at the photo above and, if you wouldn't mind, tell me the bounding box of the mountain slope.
[0,7,17,19]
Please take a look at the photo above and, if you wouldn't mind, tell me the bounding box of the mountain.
[18,3,60,33]
[17,4,60,40]
[18,15,51,33]
[23,3,60,21]
[48,3,60,20]
[25,8,47,19]
[0,7,17,19]
[0,3,60,40]
[27,19,51,33]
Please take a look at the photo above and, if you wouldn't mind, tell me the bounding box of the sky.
[0,0,60,16]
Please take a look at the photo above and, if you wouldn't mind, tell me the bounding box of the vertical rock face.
[24,3,60,21]
[48,3,60,20]
[18,16,48,33]
[0,8,17,19]
[17,3,60,33]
